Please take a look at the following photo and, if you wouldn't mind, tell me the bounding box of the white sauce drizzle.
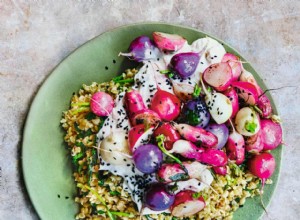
[97,37,226,215]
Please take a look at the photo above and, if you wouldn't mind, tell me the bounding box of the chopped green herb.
[244,120,257,133]
[85,112,97,120]
[169,173,189,182]
[109,191,121,196]
[192,191,202,199]
[71,102,90,107]
[72,152,84,165]
[156,135,188,174]
[160,70,174,78]
[185,109,201,125]
[112,75,134,84]
[97,210,106,214]
[77,128,93,139]
[167,182,178,194]
[98,179,105,186]
[192,84,201,98]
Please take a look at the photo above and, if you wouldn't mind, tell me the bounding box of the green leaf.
[185,109,201,125]
[192,84,201,98]
[169,173,189,182]
[109,191,121,196]
[97,210,106,214]
[110,211,135,218]
[72,152,84,165]
[192,191,202,199]
[167,182,178,194]
[155,135,188,174]
[98,179,105,186]
[244,120,257,133]
[85,112,97,120]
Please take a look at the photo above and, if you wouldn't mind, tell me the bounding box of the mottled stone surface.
[0,0,299,219]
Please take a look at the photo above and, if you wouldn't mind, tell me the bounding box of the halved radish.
[232,81,259,105]
[131,109,161,126]
[221,53,242,81]
[235,107,260,136]
[153,122,181,150]
[223,87,239,118]
[200,78,233,124]
[128,124,154,153]
[153,32,187,51]
[171,190,206,217]
[203,63,233,92]
[245,131,264,154]
[239,69,263,95]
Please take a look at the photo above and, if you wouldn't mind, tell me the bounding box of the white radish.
[99,131,130,165]
[200,78,232,124]
[235,107,260,136]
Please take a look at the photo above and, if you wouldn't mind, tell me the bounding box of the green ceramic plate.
[22,22,282,220]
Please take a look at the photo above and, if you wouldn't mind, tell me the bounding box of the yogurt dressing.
[97,37,226,215]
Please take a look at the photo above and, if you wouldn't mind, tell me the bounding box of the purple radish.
[257,94,273,118]
[153,32,186,51]
[221,53,242,81]
[119,36,160,62]
[90,91,114,116]
[124,90,146,119]
[150,89,181,121]
[206,123,229,149]
[200,78,233,124]
[144,183,175,211]
[181,98,211,128]
[232,81,259,105]
[133,144,163,174]
[132,109,161,126]
[245,131,263,154]
[213,166,227,176]
[223,87,239,118]
[199,149,228,167]
[260,119,283,150]
[174,123,218,148]
[226,120,245,165]
[248,152,276,191]
[235,107,260,136]
[202,62,233,91]
[239,69,263,95]
[169,140,204,160]
[169,52,200,79]
[171,190,206,217]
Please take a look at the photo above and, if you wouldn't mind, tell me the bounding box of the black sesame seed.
[65,196,69,199]
[57,194,60,198]
[113,59,116,64]
[105,66,108,70]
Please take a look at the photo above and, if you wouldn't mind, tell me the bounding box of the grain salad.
[61,32,282,219]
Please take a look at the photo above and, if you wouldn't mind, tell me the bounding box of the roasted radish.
[235,107,260,136]
[153,32,186,51]
[232,81,259,105]
[153,122,181,150]
[260,119,283,150]
[221,53,242,81]
[90,91,114,116]
[131,109,161,126]
[223,87,239,118]
[206,123,229,149]
[203,62,233,91]
[171,190,206,217]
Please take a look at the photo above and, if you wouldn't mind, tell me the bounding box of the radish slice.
[153,32,187,51]
[203,62,233,91]
[221,53,242,81]
[232,81,259,105]
[235,107,260,136]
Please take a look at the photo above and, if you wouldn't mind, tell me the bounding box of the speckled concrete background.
[0,0,299,219]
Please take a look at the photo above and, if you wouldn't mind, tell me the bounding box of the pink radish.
[221,53,242,81]
[124,90,146,119]
[235,107,260,136]
[260,119,283,150]
[90,91,114,116]
[157,161,209,183]
[169,140,204,160]
[171,190,206,217]
[153,122,181,150]
[232,81,259,105]
[213,166,227,176]
[226,120,245,165]
[223,87,239,118]
[248,152,276,212]
[174,123,218,148]
[150,89,181,121]
[248,152,276,190]
[200,78,232,124]
[128,124,154,153]
[257,94,273,118]
[239,69,263,95]
[131,109,161,126]
[199,149,228,167]
[202,62,233,91]
[245,131,264,154]
[157,163,187,183]
[153,32,186,51]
